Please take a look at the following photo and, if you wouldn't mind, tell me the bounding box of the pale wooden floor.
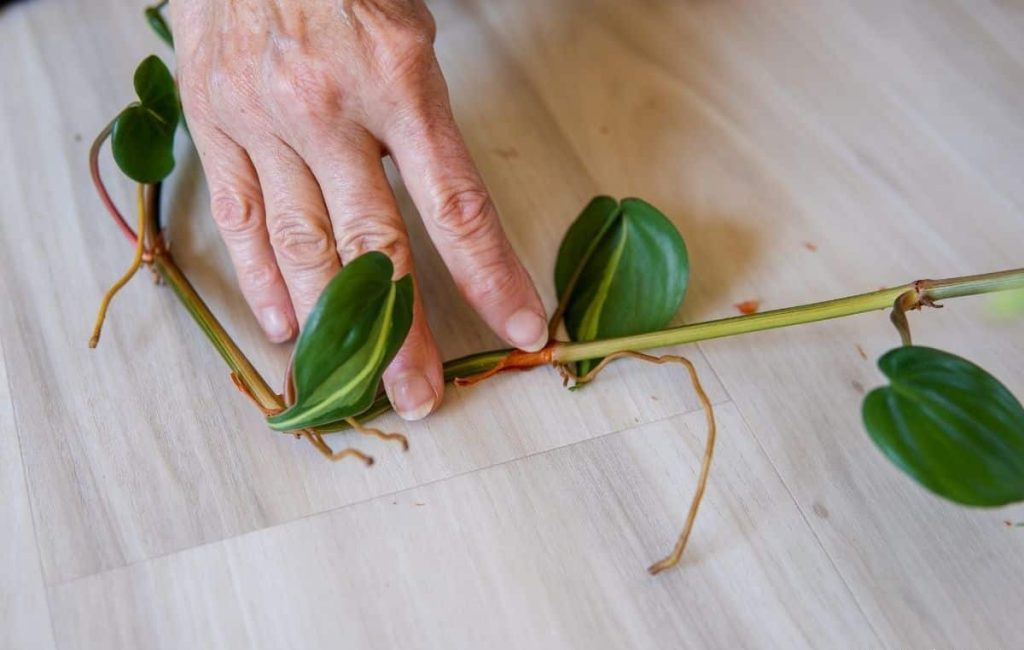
[2,0,1023,647]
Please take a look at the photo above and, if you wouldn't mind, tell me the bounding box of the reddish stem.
[90,119,138,245]
[453,344,556,386]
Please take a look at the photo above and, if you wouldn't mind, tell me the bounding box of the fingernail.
[259,307,293,343]
[505,308,548,351]
[391,373,437,421]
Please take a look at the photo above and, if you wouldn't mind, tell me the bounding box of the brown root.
[345,417,409,452]
[558,350,717,575]
[303,429,374,466]
[891,282,946,346]
[230,374,386,463]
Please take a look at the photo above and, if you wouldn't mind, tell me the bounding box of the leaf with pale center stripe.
[267,252,413,431]
[554,197,689,375]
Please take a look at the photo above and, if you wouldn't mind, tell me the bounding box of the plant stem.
[89,119,138,244]
[151,251,1024,431]
[551,269,1024,363]
[151,251,282,413]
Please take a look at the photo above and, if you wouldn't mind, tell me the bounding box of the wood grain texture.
[0,335,57,649]
[1,0,1022,647]
[464,0,1024,645]
[0,0,725,585]
[48,407,876,649]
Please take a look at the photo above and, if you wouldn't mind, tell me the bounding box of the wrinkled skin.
[171,0,548,420]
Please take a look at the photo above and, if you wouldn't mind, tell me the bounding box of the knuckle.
[462,251,523,305]
[268,213,335,270]
[433,186,494,241]
[359,6,435,88]
[238,261,279,293]
[210,191,262,236]
[336,220,409,270]
[380,34,434,85]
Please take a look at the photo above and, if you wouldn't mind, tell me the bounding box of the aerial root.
[557,350,717,575]
[345,417,409,452]
[88,184,149,348]
[229,374,387,463]
[303,429,374,465]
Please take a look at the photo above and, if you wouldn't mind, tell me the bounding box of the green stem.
[151,252,1024,431]
[152,252,282,412]
[338,268,1024,428]
[552,269,1024,363]
[151,251,522,433]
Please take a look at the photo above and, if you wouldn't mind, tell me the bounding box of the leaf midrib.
[271,281,398,429]
[579,218,629,342]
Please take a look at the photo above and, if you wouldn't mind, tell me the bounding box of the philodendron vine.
[87,18,1024,575]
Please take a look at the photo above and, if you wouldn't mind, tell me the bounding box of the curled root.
[304,429,374,466]
[345,417,409,452]
[558,351,717,575]
[229,373,383,463]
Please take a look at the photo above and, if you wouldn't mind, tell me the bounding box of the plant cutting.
[87,18,1024,574]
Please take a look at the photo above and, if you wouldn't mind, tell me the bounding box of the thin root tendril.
[89,184,149,348]
[305,429,374,465]
[229,374,386,463]
[558,350,717,575]
[345,417,409,451]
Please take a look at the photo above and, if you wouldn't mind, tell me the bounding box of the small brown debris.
[599,125,611,135]
[856,344,868,360]
[812,502,830,519]
[851,380,865,394]
[801,241,818,252]
[414,502,426,507]
[734,300,760,315]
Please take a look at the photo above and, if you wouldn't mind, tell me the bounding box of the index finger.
[381,76,548,352]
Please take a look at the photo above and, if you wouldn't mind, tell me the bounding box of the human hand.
[171,0,548,420]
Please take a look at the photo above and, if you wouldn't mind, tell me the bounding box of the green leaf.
[554,196,689,375]
[863,346,1024,506]
[145,6,174,48]
[267,252,413,431]
[111,55,179,183]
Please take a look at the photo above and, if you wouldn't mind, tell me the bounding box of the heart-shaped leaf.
[554,196,689,375]
[863,346,1024,506]
[112,55,179,183]
[145,5,174,47]
[267,252,413,431]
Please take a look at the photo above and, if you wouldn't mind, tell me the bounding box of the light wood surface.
[1,0,1022,647]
